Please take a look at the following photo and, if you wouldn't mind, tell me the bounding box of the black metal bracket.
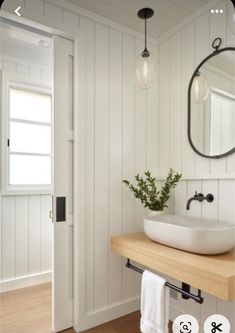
[126,259,204,304]
[212,37,222,51]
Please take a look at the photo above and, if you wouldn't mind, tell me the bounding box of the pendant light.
[228,0,235,35]
[136,8,157,89]
[191,71,209,103]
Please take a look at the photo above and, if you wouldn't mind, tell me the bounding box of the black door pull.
[56,197,66,222]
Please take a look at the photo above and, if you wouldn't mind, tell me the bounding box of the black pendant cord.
[144,14,147,52]
[126,259,204,304]
[137,8,154,57]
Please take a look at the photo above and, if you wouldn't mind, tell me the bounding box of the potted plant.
[122,168,182,216]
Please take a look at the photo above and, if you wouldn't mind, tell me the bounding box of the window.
[2,76,53,194]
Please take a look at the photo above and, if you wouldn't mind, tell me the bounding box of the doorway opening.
[0,17,75,333]
[0,19,54,332]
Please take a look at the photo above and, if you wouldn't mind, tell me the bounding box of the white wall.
[1,1,157,327]
[0,57,53,291]
[2,0,235,332]
[0,195,52,291]
[158,1,235,178]
[155,0,235,331]
[77,13,158,331]
[168,180,235,331]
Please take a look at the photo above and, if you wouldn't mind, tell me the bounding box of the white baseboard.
[74,297,140,332]
[0,271,52,293]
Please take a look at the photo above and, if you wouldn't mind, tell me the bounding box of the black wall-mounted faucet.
[186,192,214,210]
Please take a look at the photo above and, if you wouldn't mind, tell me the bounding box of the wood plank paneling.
[170,32,182,172]
[158,3,234,178]
[226,0,235,191]
[15,196,29,277]
[28,196,41,274]
[94,22,109,310]
[201,180,218,221]
[156,16,235,329]
[122,33,135,302]
[80,16,96,315]
[146,45,159,175]
[181,22,195,175]
[200,293,217,324]
[134,39,147,233]
[40,195,52,272]
[64,0,235,327]
[1,197,16,280]
[1,195,52,285]
[217,299,235,332]
[169,178,235,324]
[218,180,235,224]
[209,1,228,175]
[159,39,170,176]
[194,11,210,175]
[108,28,123,305]
[174,181,187,216]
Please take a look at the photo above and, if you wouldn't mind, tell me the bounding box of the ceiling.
[66,0,210,39]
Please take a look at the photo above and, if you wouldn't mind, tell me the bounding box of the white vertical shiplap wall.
[159,0,235,178]
[78,17,158,329]
[0,59,53,290]
[169,180,235,331]
[2,1,159,328]
[2,0,235,331]
[157,0,235,331]
[1,195,52,289]
[76,0,235,330]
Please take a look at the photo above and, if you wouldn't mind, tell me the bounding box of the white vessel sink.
[144,214,235,255]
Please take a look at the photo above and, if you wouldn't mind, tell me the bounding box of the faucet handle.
[206,193,214,202]
[194,192,204,201]
[194,191,203,198]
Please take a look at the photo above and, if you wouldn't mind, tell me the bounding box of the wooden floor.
[0,283,140,333]
[0,283,172,333]
[1,283,55,333]
[82,312,141,333]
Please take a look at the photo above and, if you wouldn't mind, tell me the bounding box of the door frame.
[0,9,82,332]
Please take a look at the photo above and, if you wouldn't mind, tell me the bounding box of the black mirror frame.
[188,39,235,159]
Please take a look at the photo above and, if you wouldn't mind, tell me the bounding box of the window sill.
[1,185,53,196]
[1,190,53,196]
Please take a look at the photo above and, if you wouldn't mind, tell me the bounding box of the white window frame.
[1,72,53,195]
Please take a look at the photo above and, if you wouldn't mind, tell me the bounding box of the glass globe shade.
[191,73,209,103]
[227,0,235,35]
[136,52,157,89]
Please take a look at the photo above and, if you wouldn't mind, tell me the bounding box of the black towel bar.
[126,259,204,304]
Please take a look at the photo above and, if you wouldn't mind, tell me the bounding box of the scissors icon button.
[204,315,230,333]
[211,322,222,333]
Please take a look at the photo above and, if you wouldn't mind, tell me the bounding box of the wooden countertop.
[111,232,235,301]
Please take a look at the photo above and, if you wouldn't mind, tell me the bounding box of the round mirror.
[188,41,235,158]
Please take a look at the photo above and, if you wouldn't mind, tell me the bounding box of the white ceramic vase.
[147,209,164,217]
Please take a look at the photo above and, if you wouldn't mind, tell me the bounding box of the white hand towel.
[140,270,169,333]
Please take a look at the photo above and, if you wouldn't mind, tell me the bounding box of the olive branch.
[122,168,182,211]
